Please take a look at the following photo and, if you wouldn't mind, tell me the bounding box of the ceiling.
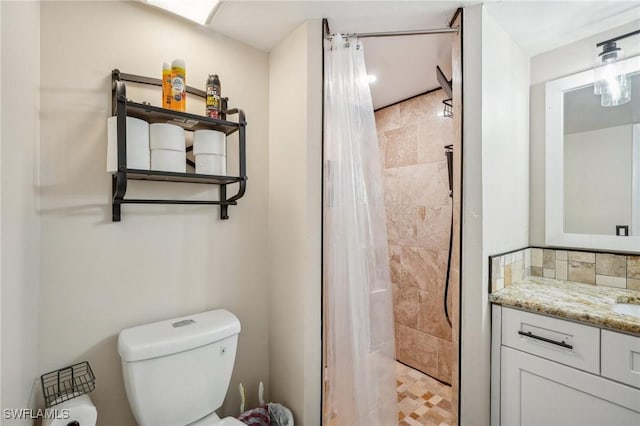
[564,72,640,135]
[360,33,453,108]
[211,1,639,55]
[211,1,461,52]
[209,1,639,109]
[146,1,640,109]
[211,1,463,108]
[484,1,640,57]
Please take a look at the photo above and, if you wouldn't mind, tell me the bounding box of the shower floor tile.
[397,361,455,426]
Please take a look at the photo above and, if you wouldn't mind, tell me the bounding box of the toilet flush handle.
[172,319,195,328]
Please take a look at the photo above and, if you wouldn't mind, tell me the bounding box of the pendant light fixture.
[594,30,639,107]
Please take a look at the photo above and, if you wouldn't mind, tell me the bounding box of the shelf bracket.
[112,172,127,222]
[219,185,229,220]
[227,177,247,203]
[112,175,120,222]
[112,73,128,222]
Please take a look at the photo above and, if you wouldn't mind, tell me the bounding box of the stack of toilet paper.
[193,130,226,175]
[108,117,205,174]
[42,394,97,426]
[107,116,150,172]
[150,123,186,173]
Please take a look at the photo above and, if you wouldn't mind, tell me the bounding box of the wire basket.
[41,361,95,408]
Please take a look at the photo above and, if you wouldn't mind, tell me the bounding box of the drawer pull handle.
[518,331,573,350]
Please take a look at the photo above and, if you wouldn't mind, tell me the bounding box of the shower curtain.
[324,34,397,425]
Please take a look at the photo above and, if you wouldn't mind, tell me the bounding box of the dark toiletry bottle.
[206,74,221,119]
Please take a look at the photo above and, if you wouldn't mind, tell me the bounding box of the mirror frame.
[545,55,640,252]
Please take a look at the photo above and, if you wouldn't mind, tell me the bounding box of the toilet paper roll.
[151,149,186,173]
[195,154,226,175]
[107,116,150,172]
[42,394,97,426]
[193,130,226,156]
[150,123,186,152]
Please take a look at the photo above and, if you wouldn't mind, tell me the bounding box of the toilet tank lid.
[118,309,241,362]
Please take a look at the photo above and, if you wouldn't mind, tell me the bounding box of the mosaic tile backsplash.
[490,247,640,293]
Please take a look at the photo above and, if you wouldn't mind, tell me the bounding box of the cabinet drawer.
[502,307,600,374]
[602,330,640,388]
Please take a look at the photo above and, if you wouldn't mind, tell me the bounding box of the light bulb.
[600,76,631,107]
[595,59,618,95]
[594,42,631,107]
[595,42,624,96]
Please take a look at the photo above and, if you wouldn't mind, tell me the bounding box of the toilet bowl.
[117,309,243,426]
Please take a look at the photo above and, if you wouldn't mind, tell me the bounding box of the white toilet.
[117,309,245,426]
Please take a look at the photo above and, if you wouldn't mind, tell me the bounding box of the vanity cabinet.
[491,306,640,426]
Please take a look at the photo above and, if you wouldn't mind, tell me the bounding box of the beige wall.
[461,5,530,425]
[1,1,41,422]
[529,20,640,246]
[481,7,531,257]
[375,91,454,384]
[38,2,269,425]
[267,20,322,425]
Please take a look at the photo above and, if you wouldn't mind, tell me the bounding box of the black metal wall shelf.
[126,169,243,185]
[126,101,240,134]
[111,69,247,222]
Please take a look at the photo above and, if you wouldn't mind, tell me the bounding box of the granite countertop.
[489,277,640,335]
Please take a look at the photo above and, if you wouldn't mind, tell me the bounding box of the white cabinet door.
[501,346,640,426]
[602,330,640,388]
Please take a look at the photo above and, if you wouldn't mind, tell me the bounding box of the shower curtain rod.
[324,27,459,39]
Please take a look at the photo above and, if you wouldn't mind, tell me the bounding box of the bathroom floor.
[397,361,454,426]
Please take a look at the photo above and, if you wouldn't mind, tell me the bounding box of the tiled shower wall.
[375,90,454,384]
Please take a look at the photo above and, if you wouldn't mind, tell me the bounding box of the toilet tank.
[118,309,241,426]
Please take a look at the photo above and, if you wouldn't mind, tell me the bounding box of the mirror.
[546,55,640,251]
[563,72,640,236]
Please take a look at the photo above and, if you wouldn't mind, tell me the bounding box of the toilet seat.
[188,412,245,426]
[219,418,246,426]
